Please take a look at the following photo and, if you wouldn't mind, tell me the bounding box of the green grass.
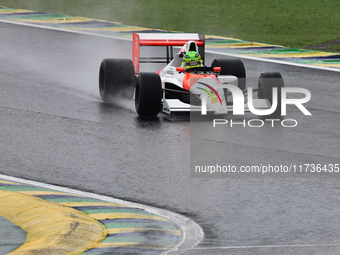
[0,0,339,50]
[330,44,340,51]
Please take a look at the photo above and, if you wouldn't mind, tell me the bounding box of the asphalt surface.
[1,21,340,255]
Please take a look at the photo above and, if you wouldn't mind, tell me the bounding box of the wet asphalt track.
[1,21,340,255]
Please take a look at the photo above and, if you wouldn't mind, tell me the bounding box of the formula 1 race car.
[99,33,284,116]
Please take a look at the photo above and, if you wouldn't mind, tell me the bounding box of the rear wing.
[132,33,205,73]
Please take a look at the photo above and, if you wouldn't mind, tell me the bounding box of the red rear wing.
[133,33,205,73]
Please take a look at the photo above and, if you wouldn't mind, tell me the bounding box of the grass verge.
[0,0,339,51]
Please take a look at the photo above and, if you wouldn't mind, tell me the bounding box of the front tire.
[135,72,162,116]
[99,58,136,102]
[211,58,246,90]
[258,72,284,116]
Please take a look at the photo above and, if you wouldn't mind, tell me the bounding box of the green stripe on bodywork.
[198,87,216,105]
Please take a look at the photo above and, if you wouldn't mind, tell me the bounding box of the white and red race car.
[99,33,284,116]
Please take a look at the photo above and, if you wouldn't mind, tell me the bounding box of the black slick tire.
[211,58,246,90]
[135,72,162,116]
[99,58,136,102]
[258,72,284,116]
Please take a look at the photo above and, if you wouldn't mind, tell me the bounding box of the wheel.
[258,72,284,116]
[99,58,136,102]
[211,58,246,90]
[135,72,162,116]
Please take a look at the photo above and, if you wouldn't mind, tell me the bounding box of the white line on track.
[1,19,339,73]
[193,243,340,250]
[0,19,130,41]
[0,174,203,255]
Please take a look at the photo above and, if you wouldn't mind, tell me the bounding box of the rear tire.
[258,72,284,116]
[99,58,136,102]
[135,72,162,116]
[211,58,246,90]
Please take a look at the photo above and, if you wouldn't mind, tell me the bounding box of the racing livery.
[99,33,284,116]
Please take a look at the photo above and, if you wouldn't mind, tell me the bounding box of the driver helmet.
[181,51,203,69]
